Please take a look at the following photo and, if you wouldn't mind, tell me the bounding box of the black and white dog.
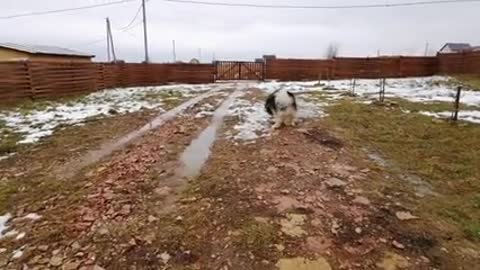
[265,89,297,129]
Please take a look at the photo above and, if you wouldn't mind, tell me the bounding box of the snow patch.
[228,99,270,141]
[420,111,480,124]
[22,213,42,220]
[11,246,25,259]
[0,84,230,145]
[0,213,12,237]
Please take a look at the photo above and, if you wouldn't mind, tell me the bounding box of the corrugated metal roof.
[444,43,471,51]
[0,42,94,58]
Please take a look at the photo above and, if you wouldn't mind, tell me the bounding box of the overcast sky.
[1,0,480,63]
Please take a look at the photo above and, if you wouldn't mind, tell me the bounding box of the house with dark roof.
[0,42,95,62]
[438,43,472,54]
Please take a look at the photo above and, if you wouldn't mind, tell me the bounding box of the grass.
[0,120,21,155]
[324,99,480,242]
[236,220,277,258]
[429,75,480,91]
[454,75,480,91]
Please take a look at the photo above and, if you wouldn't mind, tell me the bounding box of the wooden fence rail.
[0,62,215,102]
[1,52,479,103]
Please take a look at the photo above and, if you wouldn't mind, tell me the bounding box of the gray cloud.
[1,0,479,62]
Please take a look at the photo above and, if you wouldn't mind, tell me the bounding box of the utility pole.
[106,17,117,62]
[106,18,111,62]
[142,0,150,63]
[172,40,176,63]
[424,42,430,56]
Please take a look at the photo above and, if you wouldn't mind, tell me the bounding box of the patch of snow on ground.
[11,246,24,259]
[15,232,26,240]
[325,76,480,107]
[0,213,12,237]
[0,85,221,145]
[259,77,480,107]
[22,213,42,220]
[227,99,270,141]
[420,111,480,124]
[0,153,15,162]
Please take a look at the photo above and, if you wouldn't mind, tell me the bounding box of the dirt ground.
[0,85,479,270]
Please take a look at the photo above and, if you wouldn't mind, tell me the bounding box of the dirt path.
[0,86,478,269]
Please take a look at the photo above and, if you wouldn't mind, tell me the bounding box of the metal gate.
[215,61,264,81]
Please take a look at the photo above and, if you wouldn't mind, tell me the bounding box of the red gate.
[215,61,264,81]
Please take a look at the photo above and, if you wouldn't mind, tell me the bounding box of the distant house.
[473,46,480,52]
[0,42,94,62]
[438,43,472,54]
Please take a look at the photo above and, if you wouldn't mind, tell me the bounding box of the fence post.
[351,78,356,95]
[379,78,386,102]
[452,86,462,121]
[24,60,35,100]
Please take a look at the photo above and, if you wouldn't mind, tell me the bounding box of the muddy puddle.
[178,91,243,178]
[56,91,222,179]
[153,91,243,214]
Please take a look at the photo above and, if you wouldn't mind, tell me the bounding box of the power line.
[118,2,144,31]
[158,0,480,9]
[0,0,136,19]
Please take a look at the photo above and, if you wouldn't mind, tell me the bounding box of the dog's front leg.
[272,113,283,129]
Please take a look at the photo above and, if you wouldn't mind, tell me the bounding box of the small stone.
[155,187,172,197]
[120,204,132,215]
[71,242,81,252]
[360,168,371,173]
[331,220,340,235]
[267,166,278,173]
[325,178,347,188]
[50,255,63,266]
[280,189,290,195]
[98,228,109,235]
[63,261,81,270]
[175,216,183,222]
[355,227,362,234]
[352,196,370,205]
[379,238,388,244]
[275,244,285,252]
[392,240,405,249]
[83,214,95,222]
[159,252,171,263]
[395,211,418,221]
[93,265,105,270]
[148,215,158,223]
[129,239,137,246]
[52,249,61,256]
[38,245,49,252]
[0,248,6,253]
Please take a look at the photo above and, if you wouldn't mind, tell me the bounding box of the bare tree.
[325,43,339,59]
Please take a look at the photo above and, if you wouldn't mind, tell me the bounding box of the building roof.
[439,43,471,52]
[0,42,94,58]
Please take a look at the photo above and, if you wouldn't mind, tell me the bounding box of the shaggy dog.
[265,89,297,129]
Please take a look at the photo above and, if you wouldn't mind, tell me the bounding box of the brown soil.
[0,88,478,270]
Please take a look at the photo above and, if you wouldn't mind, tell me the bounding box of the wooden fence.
[0,62,215,102]
[265,56,439,81]
[1,52,479,103]
[437,51,480,75]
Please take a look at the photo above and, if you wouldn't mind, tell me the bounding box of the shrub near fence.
[0,61,215,102]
